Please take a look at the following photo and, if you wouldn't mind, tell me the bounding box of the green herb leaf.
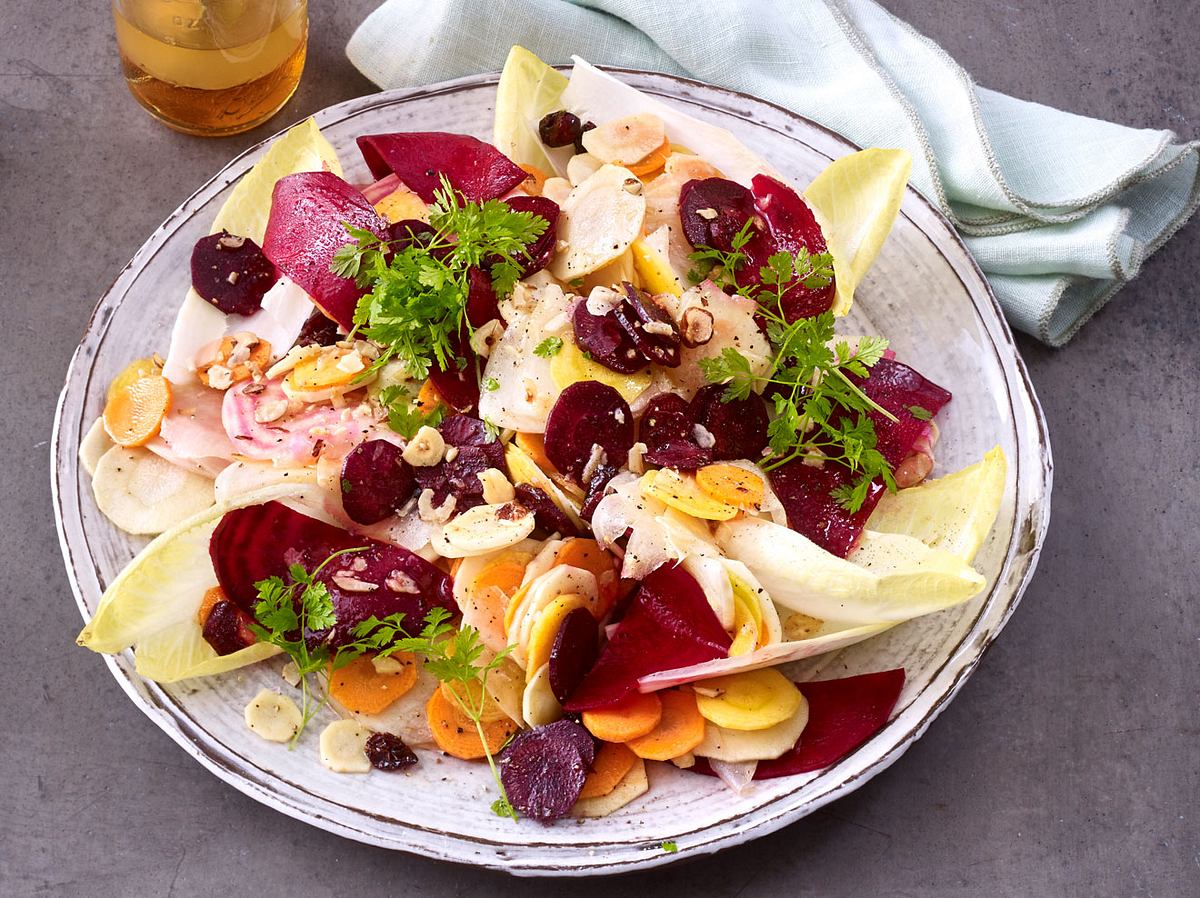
[533,336,564,358]
[908,404,933,421]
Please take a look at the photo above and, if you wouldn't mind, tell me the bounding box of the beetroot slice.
[209,501,454,646]
[846,357,952,468]
[340,440,416,526]
[293,309,342,348]
[579,463,620,522]
[504,195,559,278]
[201,600,256,656]
[679,178,759,252]
[613,283,681,368]
[412,415,506,512]
[690,384,769,461]
[640,394,711,470]
[261,171,389,330]
[769,460,885,558]
[190,231,278,316]
[571,302,647,374]
[514,483,577,537]
[544,382,635,483]
[499,720,594,822]
[357,132,526,203]
[747,175,836,320]
[548,607,600,703]
[427,333,480,413]
[564,564,731,710]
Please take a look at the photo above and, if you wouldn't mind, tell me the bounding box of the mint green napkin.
[347,0,1199,346]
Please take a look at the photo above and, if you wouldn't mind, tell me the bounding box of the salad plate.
[53,62,1051,875]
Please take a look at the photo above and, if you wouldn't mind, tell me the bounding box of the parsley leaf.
[533,336,563,358]
[483,376,500,392]
[660,840,679,854]
[379,384,446,440]
[908,404,933,421]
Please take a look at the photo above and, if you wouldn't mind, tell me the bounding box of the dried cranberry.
[544,383,635,483]
[201,600,256,656]
[580,463,620,521]
[613,283,681,368]
[690,384,769,461]
[538,110,584,148]
[365,732,418,771]
[340,440,416,525]
[293,310,341,348]
[572,301,647,374]
[191,230,278,316]
[514,483,578,537]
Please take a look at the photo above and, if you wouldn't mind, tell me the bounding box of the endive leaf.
[493,46,570,174]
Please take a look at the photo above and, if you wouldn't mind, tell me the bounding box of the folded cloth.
[347,0,1199,346]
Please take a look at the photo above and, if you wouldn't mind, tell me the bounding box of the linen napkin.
[346,0,1199,346]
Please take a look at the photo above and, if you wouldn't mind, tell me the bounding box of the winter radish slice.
[499,719,595,822]
[340,439,416,525]
[504,194,559,277]
[548,606,600,703]
[356,132,526,203]
[564,564,731,710]
[261,171,388,330]
[544,382,634,482]
[753,669,905,778]
[190,231,278,316]
[689,384,768,461]
[92,445,216,535]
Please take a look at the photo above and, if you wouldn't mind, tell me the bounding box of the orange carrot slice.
[416,378,445,415]
[695,464,765,509]
[196,586,226,627]
[107,356,162,402]
[626,689,706,761]
[579,741,639,799]
[518,163,549,195]
[328,653,418,715]
[628,137,672,178]
[554,538,620,617]
[426,687,518,760]
[582,691,663,743]
[103,374,171,447]
[515,431,558,475]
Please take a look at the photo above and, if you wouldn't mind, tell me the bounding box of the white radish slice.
[433,503,536,558]
[91,445,216,535]
[566,152,603,186]
[213,460,317,505]
[319,719,372,773]
[343,666,438,748]
[581,113,666,166]
[572,758,649,818]
[709,759,758,794]
[521,662,563,726]
[550,164,646,280]
[693,699,809,763]
[79,417,113,477]
[244,689,303,743]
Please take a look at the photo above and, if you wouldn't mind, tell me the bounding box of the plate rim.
[52,66,1053,875]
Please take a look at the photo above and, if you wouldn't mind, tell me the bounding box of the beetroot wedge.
[564,564,731,710]
[748,175,835,320]
[209,501,454,646]
[755,669,905,777]
[848,357,952,468]
[262,171,389,330]
[769,461,885,559]
[357,132,526,203]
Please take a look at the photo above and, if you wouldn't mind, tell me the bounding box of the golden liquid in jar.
[112,1,307,137]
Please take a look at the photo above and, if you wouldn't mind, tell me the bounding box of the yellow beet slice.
[107,356,162,402]
[696,464,765,510]
[103,375,172,447]
[640,469,738,521]
[695,669,803,732]
[550,340,651,403]
[526,593,588,678]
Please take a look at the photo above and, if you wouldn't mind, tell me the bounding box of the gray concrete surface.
[3,1,1197,895]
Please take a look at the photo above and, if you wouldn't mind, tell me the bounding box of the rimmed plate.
[52,68,1051,875]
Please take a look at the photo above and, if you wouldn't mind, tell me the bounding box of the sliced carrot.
[582,691,663,743]
[628,137,672,178]
[518,163,549,195]
[554,538,620,617]
[107,356,162,402]
[472,557,528,600]
[626,689,706,761]
[103,374,171,447]
[579,741,638,799]
[416,378,445,414]
[198,334,272,387]
[426,686,518,760]
[515,431,558,475]
[696,463,765,509]
[196,586,226,627]
[328,652,418,715]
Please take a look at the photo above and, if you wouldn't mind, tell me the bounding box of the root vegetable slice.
[498,720,595,822]
[522,662,563,726]
[571,757,648,818]
[696,464,765,509]
[319,719,372,773]
[694,669,803,732]
[103,375,172,447]
[79,417,114,477]
[107,356,163,402]
[581,114,666,167]
[327,653,418,715]
[693,698,809,762]
[550,164,646,280]
[92,445,215,535]
[505,441,585,532]
[432,502,536,558]
[526,593,588,677]
[640,468,738,521]
[425,686,518,760]
[578,741,638,799]
[244,689,302,743]
[548,606,600,704]
[626,689,706,761]
[581,691,662,743]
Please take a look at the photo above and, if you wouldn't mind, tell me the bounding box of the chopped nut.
[696,207,718,221]
[206,364,233,390]
[622,177,643,195]
[627,441,648,475]
[680,307,715,348]
[444,445,460,463]
[477,467,515,504]
[252,398,289,424]
[469,319,505,358]
[384,570,420,594]
[581,443,608,486]
[692,423,716,450]
[335,352,366,375]
[218,234,246,249]
[417,488,456,523]
[641,320,675,337]
[372,655,406,675]
[331,572,378,593]
[402,425,446,467]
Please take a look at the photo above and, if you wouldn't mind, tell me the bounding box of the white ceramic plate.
[52,69,1052,875]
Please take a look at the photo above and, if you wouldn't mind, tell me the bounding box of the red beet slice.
[427,333,480,413]
[564,564,732,710]
[571,301,647,374]
[209,501,454,646]
[544,382,635,483]
[755,669,906,777]
[690,384,769,461]
[747,175,836,320]
[847,357,952,468]
[293,309,342,348]
[261,171,389,330]
[579,463,620,522]
[357,132,526,204]
[465,266,500,328]
[679,178,759,253]
[365,732,418,771]
[613,283,681,368]
[504,195,559,278]
[499,720,594,822]
[190,231,278,316]
[548,607,600,703]
[640,394,711,470]
[201,600,256,656]
[769,460,885,558]
[514,483,578,537]
[412,415,507,512]
[340,439,416,526]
